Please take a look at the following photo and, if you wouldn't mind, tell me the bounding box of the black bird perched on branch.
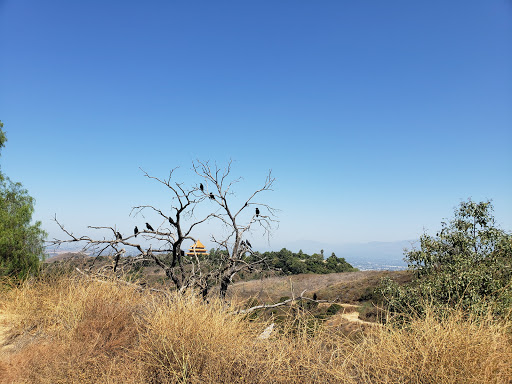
[209,193,215,200]
[134,226,139,237]
[116,232,122,240]
[200,183,204,192]
[146,222,154,231]
[255,208,260,217]
[246,240,252,248]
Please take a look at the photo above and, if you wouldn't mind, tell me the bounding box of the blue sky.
[1,1,511,253]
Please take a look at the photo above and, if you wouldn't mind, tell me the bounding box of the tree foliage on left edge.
[0,120,47,280]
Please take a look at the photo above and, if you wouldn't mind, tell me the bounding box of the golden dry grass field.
[0,274,511,383]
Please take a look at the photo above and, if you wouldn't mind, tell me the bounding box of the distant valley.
[46,239,413,271]
[274,239,414,270]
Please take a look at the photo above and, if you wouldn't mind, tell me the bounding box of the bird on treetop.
[209,193,215,200]
[200,183,204,192]
[246,240,252,248]
[146,222,154,231]
[134,226,139,237]
[116,232,122,240]
[255,208,260,217]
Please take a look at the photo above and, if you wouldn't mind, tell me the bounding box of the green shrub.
[379,199,512,319]
[326,303,342,316]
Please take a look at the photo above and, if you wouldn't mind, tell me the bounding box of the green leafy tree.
[380,199,512,317]
[305,253,328,274]
[326,252,354,273]
[261,248,356,275]
[0,121,47,280]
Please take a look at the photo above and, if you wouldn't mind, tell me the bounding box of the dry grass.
[348,309,512,384]
[0,274,511,383]
[227,270,411,304]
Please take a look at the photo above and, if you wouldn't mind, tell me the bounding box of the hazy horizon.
[47,238,414,271]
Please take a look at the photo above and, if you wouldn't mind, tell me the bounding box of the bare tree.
[193,160,277,298]
[50,161,277,299]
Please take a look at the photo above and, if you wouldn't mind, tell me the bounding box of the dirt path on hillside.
[341,310,379,326]
[318,303,382,328]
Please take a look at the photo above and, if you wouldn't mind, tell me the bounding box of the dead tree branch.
[233,290,336,314]
[52,161,278,299]
[193,160,279,298]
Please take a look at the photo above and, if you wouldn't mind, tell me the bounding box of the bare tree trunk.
[220,275,231,299]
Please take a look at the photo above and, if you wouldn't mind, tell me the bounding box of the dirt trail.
[341,310,379,326]
[321,303,382,328]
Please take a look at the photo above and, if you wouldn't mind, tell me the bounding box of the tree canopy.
[0,120,47,280]
[257,248,357,275]
[380,199,512,318]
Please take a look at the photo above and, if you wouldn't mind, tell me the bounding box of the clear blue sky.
[1,1,511,252]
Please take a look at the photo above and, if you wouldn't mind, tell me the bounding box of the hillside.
[0,274,510,383]
[43,254,410,308]
[227,270,411,303]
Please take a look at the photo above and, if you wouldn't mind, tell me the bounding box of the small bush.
[326,303,342,315]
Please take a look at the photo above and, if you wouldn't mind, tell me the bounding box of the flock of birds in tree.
[119,223,253,251]
[114,183,259,252]
[124,213,258,241]
[132,223,153,238]
[200,183,261,218]
[117,224,253,251]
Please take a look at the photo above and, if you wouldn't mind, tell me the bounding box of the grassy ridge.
[0,275,511,383]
